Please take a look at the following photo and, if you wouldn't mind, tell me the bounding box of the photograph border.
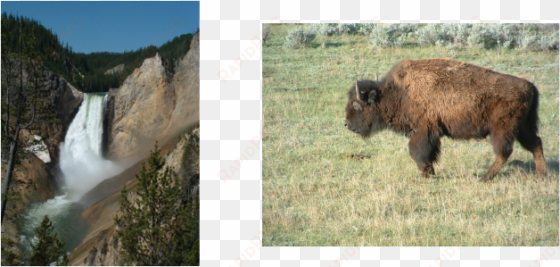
[199,0,560,266]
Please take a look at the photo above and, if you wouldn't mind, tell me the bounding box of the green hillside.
[1,12,197,92]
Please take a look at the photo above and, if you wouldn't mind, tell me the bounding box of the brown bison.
[345,58,547,182]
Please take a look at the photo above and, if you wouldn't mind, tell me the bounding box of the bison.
[344,58,547,182]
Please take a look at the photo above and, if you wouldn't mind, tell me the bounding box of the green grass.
[262,24,559,246]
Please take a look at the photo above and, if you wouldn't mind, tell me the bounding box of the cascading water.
[59,93,121,199]
[18,93,122,256]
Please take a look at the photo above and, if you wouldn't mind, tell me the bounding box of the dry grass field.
[262,24,559,246]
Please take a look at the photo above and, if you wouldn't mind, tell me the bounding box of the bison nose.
[344,123,348,128]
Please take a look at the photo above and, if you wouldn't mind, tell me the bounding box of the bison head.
[345,80,382,137]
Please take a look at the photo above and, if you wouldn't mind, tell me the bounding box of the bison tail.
[525,82,540,134]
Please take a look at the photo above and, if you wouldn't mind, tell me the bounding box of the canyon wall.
[107,33,199,160]
[69,33,200,265]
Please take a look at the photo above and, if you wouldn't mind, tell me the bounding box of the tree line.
[1,12,196,93]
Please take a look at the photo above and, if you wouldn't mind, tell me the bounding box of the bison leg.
[408,128,440,178]
[516,128,547,179]
[480,132,514,182]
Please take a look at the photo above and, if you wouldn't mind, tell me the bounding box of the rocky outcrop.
[0,63,82,164]
[53,76,84,127]
[106,33,199,160]
[104,64,125,75]
[106,53,173,159]
[165,33,200,139]
[28,74,83,164]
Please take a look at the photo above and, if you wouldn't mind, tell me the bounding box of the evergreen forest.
[1,12,196,93]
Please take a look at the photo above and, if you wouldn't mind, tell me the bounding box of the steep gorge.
[68,32,200,265]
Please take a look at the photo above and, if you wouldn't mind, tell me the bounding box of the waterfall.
[59,93,120,199]
[62,93,106,158]
[19,93,121,256]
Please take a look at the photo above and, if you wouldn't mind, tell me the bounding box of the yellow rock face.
[107,33,199,161]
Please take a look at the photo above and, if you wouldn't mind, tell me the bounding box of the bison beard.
[344,58,547,182]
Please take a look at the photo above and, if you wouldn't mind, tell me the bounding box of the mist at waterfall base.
[60,93,123,199]
[18,93,124,256]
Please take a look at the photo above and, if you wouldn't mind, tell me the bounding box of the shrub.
[368,25,392,48]
[465,24,517,50]
[539,31,559,51]
[516,31,539,51]
[262,25,270,44]
[335,23,359,35]
[467,27,493,49]
[417,24,440,46]
[305,23,361,36]
[368,24,416,48]
[358,24,375,36]
[285,28,315,49]
[417,24,458,47]
[414,23,557,51]
[299,23,558,52]
[306,24,330,36]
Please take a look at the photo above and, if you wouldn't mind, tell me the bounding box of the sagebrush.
[284,23,559,51]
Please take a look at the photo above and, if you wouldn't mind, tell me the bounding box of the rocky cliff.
[1,73,83,264]
[23,74,84,164]
[104,64,125,75]
[107,33,199,160]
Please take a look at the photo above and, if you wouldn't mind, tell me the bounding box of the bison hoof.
[479,177,492,183]
[417,166,435,179]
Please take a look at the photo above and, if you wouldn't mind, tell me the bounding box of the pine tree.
[28,215,69,266]
[114,142,198,266]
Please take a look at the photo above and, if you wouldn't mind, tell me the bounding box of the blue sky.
[1,1,199,54]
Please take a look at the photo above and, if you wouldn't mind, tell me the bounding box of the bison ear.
[352,101,362,111]
[367,90,377,104]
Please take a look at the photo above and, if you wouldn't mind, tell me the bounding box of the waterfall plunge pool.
[18,93,121,256]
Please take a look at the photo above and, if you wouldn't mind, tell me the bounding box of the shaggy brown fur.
[345,58,547,182]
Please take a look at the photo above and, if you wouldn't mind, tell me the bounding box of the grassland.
[262,24,559,246]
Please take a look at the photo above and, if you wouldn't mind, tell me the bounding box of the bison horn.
[355,80,361,101]
[375,73,378,81]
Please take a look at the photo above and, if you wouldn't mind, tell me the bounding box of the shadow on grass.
[429,159,559,181]
[506,159,560,175]
[310,42,344,48]
[402,42,420,49]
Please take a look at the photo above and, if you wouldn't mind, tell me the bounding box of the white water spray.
[59,93,121,199]
[19,93,123,255]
